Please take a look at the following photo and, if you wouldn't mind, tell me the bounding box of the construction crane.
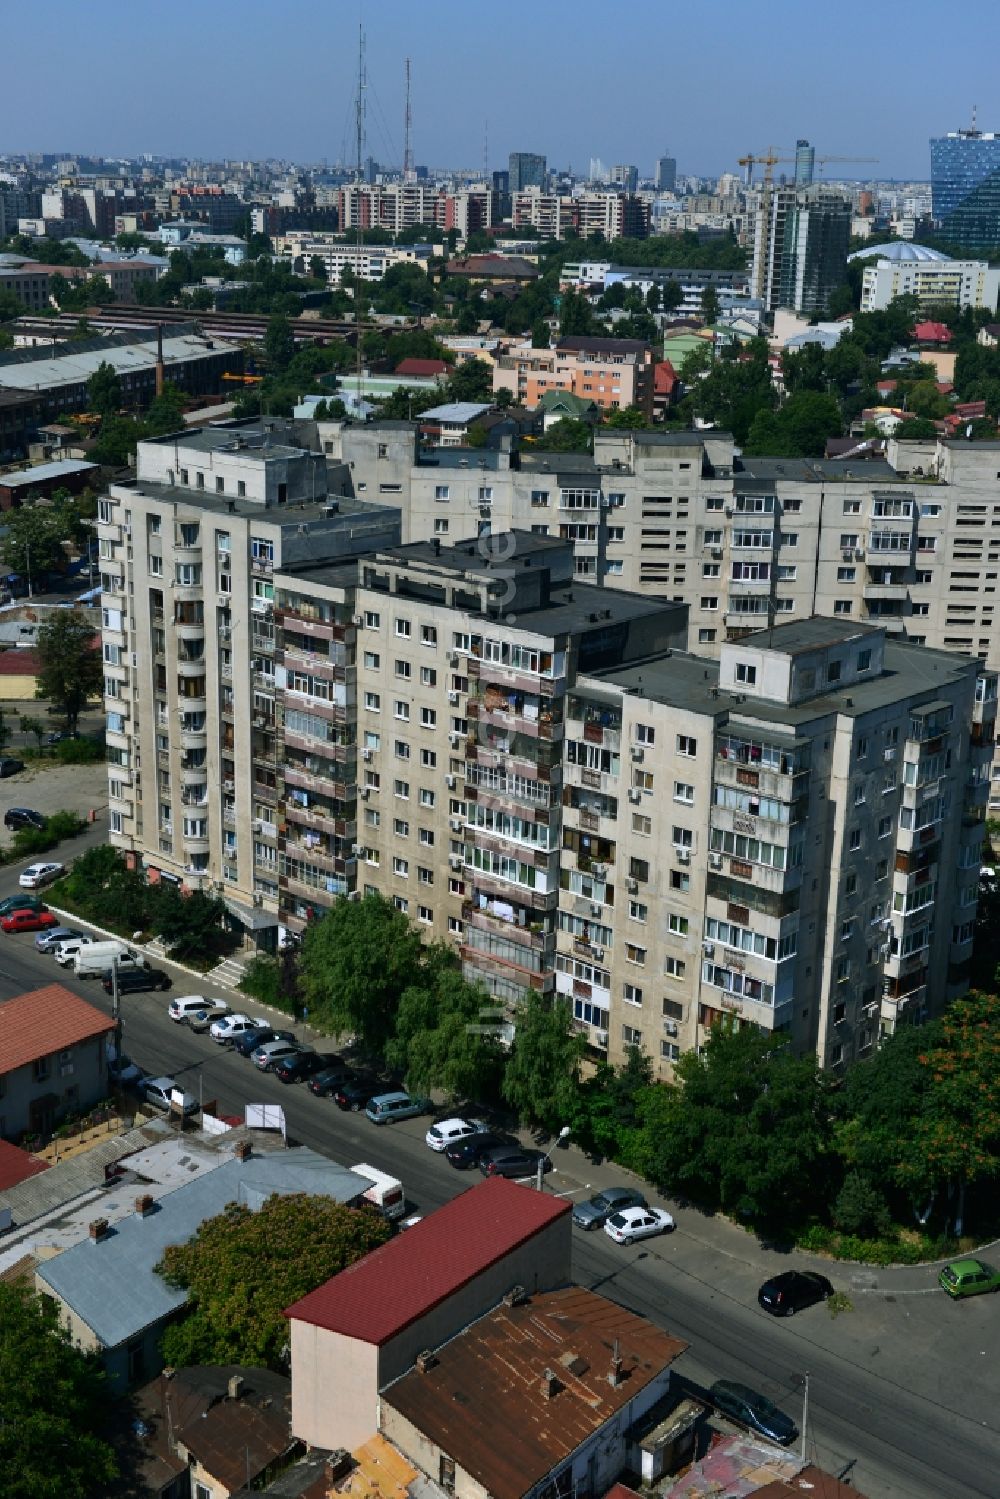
[815,154,879,176]
[739,149,878,187]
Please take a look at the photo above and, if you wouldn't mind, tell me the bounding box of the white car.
[603,1206,675,1245]
[19,861,64,889]
[54,935,95,966]
[168,994,214,1023]
[252,1039,303,1071]
[210,1013,266,1045]
[425,1117,488,1152]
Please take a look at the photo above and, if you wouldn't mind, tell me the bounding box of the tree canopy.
[501,991,586,1132]
[299,892,426,1052]
[34,608,103,733]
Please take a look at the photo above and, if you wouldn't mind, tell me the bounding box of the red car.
[1,907,57,934]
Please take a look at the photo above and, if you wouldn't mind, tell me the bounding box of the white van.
[73,941,148,978]
[351,1162,406,1220]
[53,935,95,967]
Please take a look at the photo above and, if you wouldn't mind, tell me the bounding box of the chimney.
[155,323,164,398]
[541,1369,560,1399]
[234,1139,252,1161]
[415,1350,438,1373]
[502,1285,526,1308]
[89,1217,110,1242]
[227,1374,244,1401]
[325,1450,353,1483]
[608,1339,624,1388]
[134,1193,155,1218]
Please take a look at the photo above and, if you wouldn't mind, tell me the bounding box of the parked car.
[710,1380,798,1447]
[106,1050,143,1087]
[333,1077,383,1112]
[142,1076,199,1116]
[603,1206,675,1245]
[445,1131,514,1169]
[938,1258,1000,1298]
[0,892,43,918]
[168,994,218,1024]
[101,966,171,995]
[573,1187,649,1232]
[252,1039,304,1072]
[273,1050,341,1084]
[19,861,64,889]
[366,1091,431,1126]
[232,1026,295,1058]
[53,935,95,965]
[35,925,82,953]
[1,907,58,934]
[0,756,25,777]
[187,1002,231,1034]
[209,1013,267,1045]
[4,807,45,831]
[425,1117,488,1152]
[307,1064,358,1098]
[757,1270,834,1317]
[478,1145,551,1180]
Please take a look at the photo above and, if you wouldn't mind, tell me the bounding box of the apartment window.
[420,748,437,768]
[395,618,411,638]
[855,735,869,759]
[419,788,435,808]
[664,956,686,979]
[670,869,690,892]
[845,872,858,896]
[735,662,757,685]
[668,913,689,936]
[622,1025,643,1047]
[632,813,652,835]
[148,554,163,577]
[420,707,437,728]
[840,534,859,549]
[843,500,861,514]
[418,904,434,923]
[530,489,549,507]
[394,779,410,799]
[634,769,654,793]
[777,564,797,580]
[837,566,856,582]
[674,782,695,804]
[434,518,449,535]
[237,480,246,498]
[421,625,438,645]
[849,827,862,850]
[703,563,721,578]
[478,486,493,502]
[698,628,716,644]
[395,659,411,680]
[392,857,409,877]
[364,610,381,629]
[782,532,798,547]
[629,900,648,922]
[677,735,697,756]
[630,857,649,882]
[607,560,624,575]
[623,983,644,1006]
[363,651,380,670]
[701,596,719,610]
[420,666,437,687]
[364,691,380,712]
[435,485,450,500]
[394,700,410,721]
[878,816,892,838]
[196,471,205,489]
[636,723,655,745]
[834,600,852,615]
[395,740,410,760]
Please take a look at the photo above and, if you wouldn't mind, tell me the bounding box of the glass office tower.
[930,130,1000,250]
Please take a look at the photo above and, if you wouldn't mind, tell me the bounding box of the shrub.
[54,736,104,764]
[238,954,281,1009]
[832,1173,894,1240]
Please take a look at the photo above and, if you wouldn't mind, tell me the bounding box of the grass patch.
[0,811,87,867]
[827,1291,854,1318]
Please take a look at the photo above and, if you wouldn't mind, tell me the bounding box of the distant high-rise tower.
[509,152,547,191]
[611,163,639,194]
[752,186,850,314]
[931,125,1000,250]
[655,154,677,192]
[795,139,815,188]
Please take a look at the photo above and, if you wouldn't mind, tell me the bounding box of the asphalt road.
[2,863,999,1499]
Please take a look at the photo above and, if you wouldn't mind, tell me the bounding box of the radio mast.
[403,57,414,181]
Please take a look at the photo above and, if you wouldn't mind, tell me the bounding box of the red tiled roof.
[0,985,115,1076]
[285,1176,570,1344]
[394,358,449,377]
[0,649,41,675]
[913,320,951,343]
[654,361,678,394]
[0,1139,50,1192]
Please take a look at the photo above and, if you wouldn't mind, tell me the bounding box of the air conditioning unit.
[626,876,638,893]
[709,852,723,869]
[596,1030,609,1048]
[448,651,459,666]
[450,816,463,832]
[449,854,463,870]
[676,847,691,864]
[590,902,602,916]
[594,947,605,960]
[218,593,230,607]
[449,732,460,746]
[628,788,642,804]
[352,843,362,855]
[360,788,370,800]
[841,550,853,562]
[630,746,644,762]
[854,548,865,561]
[445,774,456,789]
[353,615,364,627]
[362,748,372,761]
[448,690,459,704]
[724,505,734,517]
[879,943,891,959]
[252,894,263,907]
[663,1019,678,1036]
[711,546,723,559]
[703,941,715,957]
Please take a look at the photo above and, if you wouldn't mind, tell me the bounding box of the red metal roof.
[0,985,115,1077]
[0,650,41,675]
[285,1176,570,1344]
[0,1138,50,1191]
[394,358,449,377]
[654,360,678,394]
[913,321,951,343]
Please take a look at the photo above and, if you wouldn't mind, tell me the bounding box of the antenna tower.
[355,24,367,401]
[404,57,414,180]
[483,119,488,184]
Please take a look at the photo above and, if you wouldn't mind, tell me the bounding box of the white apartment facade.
[860,256,1000,313]
[272,237,432,285]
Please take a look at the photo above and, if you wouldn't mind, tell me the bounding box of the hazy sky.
[2,0,996,179]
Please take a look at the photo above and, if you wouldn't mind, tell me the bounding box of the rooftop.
[285,1176,570,1344]
[848,241,952,263]
[0,1140,49,1193]
[0,326,239,394]
[0,984,114,1076]
[383,1286,687,1499]
[557,335,650,356]
[0,458,97,488]
[419,402,493,424]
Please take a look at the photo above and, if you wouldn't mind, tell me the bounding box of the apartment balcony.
[561,761,617,795]
[463,780,556,820]
[461,902,554,954]
[223,805,236,827]
[880,983,927,1028]
[463,865,557,912]
[863,578,910,601]
[252,817,278,841]
[275,609,336,641]
[467,696,563,742]
[709,803,798,844]
[469,658,561,700]
[466,736,561,775]
[966,776,990,809]
[180,761,208,787]
[865,535,913,563]
[251,632,276,656]
[177,692,207,714]
[565,715,621,753]
[179,727,208,753]
[174,619,205,644]
[251,554,273,575]
[712,755,808,802]
[708,850,802,896]
[252,776,279,805]
[284,800,353,839]
[282,731,353,767]
[180,831,211,856]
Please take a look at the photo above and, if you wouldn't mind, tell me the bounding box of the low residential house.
[0,647,43,699]
[0,456,98,510]
[652,360,678,419]
[912,320,952,348]
[535,389,600,430]
[656,1432,870,1499]
[393,358,450,380]
[128,1365,300,1499]
[0,985,115,1141]
[444,255,540,286]
[286,1176,572,1453]
[380,1286,687,1499]
[36,1148,377,1392]
[418,401,494,446]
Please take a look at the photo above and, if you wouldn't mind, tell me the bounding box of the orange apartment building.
[492,335,655,417]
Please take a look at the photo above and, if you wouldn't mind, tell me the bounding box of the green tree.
[685,337,775,443]
[905,380,949,420]
[897,416,939,439]
[0,287,23,322]
[144,383,187,436]
[263,313,296,373]
[34,609,102,734]
[533,417,593,453]
[700,285,720,325]
[0,1282,117,1498]
[150,884,228,961]
[531,318,552,348]
[19,714,46,753]
[186,285,214,311]
[309,255,327,282]
[645,283,661,313]
[660,279,683,313]
[157,1195,391,1370]
[87,359,122,417]
[572,1047,654,1159]
[744,389,842,458]
[89,414,148,467]
[501,993,586,1131]
[832,1173,893,1239]
[386,952,504,1102]
[447,357,492,403]
[604,405,648,429]
[558,287,595,337]
[299,892,425,1051]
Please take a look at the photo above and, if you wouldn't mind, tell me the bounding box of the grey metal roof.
[0,458,97,488]
[420,402,492,423]
[0,331,238,394]
[35,1150,370,1348]
[0,1122,162,1227]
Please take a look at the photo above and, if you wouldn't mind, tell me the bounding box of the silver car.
[572,1186,648,1231]
[35,926,82,954]
[252,1039,303,1072]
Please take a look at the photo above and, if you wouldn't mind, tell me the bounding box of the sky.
[3,0,998,180]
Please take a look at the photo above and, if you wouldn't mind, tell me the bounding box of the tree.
[905,380,949,420]
[447,357,492,403]
[157,1195,391,1370]
[151,883,228,961]
[897,416,938,439]
[700,285,720,325]
[531,318,552,349]
[299,892,425,1052]
[263,313,296,373]
[0,1282,116,1497]
[386,953,505,1102]
[495,386,514,409]
[0,287,23,322]
[309,255,327,282]
[87,359,122,417]
[533,417,593,453]
[19,714,46,753]
[645,283,661,313]
[744,389,842,458]
[558,288,594,337]
[572,1047,654,1159]
[604,406,648,429]
[501,992,586,1131]
[660,279,683,313]
[144,383,187,436]
[34,609,102,734]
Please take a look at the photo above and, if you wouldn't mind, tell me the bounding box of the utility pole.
[111,955,121,1074]
[403,57,413,182]
[800,1371,810,1464]
[354,23,367,408]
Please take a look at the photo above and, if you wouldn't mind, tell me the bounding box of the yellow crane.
[739,149,879,187]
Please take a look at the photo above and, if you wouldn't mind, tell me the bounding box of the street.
[0,858,998,1499]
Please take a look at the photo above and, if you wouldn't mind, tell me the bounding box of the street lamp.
[536,1124,571,1190]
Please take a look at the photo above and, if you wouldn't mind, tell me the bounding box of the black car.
[273,1050,341,1084]
[308,1064,358,1098]
[445,1131,514,1169]
[101,966,172,995]
[232,1026,296,1058]
[478,1145,551,1180]
[333,1076,382,1112]
[0,757,25,778]
[4,807,45,831]
[710,1380,798,1446]
[757,1269,834,1317]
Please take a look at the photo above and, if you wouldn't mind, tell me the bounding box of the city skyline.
[1,0,998,179]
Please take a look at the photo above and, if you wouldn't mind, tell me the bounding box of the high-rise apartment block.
[751,186,851,314]
[611,164,639,194]
[930,127,1000,251]
[99,427,994,1083]
[655,156,677,193]
[509,152,547,192]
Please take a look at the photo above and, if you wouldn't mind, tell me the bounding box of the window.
[636,723,655,745]
[364,610,381,629]
[420,707,437,727]
[834,600,852,615]
[393,857,409,877]
[630,857,649,882]
[632,813,652,835]
[395,618,411,638]
[420,748,437,768]
[673,826,693,848]
[735,662,757,685]
[531,489,549,507]
[674,782,694,804]
[624,980,643,1003]
[670,869,690,892]
[395,659,411,680]
[837,566,856,582]
[677,734,697,756]
[394,779,410,799]
[363,650,380,670]
[698,628,716,644]
[364,691,380,712]
[622,1025,643,1047]
[668,913,689,936]
[394,700,410,721]
[849,827,862,850]
[878,815,891,838]
[393,818,409,838]
[857,649,872,672]
[664,956,686,979]
[421,625,438,646]
[395,740,410,760]
[701,596,719,610]
[419,788,435,808]
[435,485,450,500]
[421,666,437,687]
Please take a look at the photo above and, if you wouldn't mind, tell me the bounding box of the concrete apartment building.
[751,185,851,314]
[856,248,1000,312]
[272,237,432,285]
[96,424,400,950]
[511,190,650,240]
[492,337,656,417]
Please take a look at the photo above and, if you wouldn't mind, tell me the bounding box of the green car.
[0,892,44,918]
[938,1259,1000,1298]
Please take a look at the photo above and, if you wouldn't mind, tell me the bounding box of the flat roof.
[0,458,97,488]
[285,1176,569,1344]
[735,617,881,655]
[0,330,239,393]
[736,455,903,484]
[420,402,493,423]
[113,478,385,527]
[384,1287,686,1499]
